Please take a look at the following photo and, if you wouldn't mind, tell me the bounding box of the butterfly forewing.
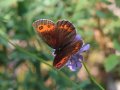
[33,19,76,49]
[55,20,76,48]
[32,19,58,48]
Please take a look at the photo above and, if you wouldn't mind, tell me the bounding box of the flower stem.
[82,61,105,90]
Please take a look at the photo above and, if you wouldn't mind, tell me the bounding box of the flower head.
[66,43,90,71]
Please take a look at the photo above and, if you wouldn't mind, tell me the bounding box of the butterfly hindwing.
[53,35,83,69]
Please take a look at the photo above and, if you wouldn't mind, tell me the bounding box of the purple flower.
[66,44,90,71]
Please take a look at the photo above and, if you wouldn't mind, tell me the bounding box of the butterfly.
[32,19,83,69]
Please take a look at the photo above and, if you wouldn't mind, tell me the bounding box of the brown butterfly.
[32,19,83,69]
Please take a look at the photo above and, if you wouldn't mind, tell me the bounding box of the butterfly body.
[33,19,83,69]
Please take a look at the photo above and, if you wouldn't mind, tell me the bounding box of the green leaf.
[115,0,120,7]
[101,0,112,4]
[96,10,106,18]
[104,54,119,72]
[114,39,120,51]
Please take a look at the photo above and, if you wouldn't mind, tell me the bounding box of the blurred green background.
[0,0,120,90]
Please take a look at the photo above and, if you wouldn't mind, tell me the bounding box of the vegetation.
[0,0,120,90]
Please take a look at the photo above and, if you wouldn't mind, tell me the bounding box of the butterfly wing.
[32,19,58,48]
[33,19,76,49]
[55,20,76,48]
[33,19,83,69]
[53,35,83,69]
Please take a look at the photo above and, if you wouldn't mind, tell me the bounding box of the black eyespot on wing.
[32,19,59,48]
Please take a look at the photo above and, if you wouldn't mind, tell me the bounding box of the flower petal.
[67,60,82,71]
[66,53,83,71]
[79,44,90,53]
[76,34,82,40]
[78,54,83,61]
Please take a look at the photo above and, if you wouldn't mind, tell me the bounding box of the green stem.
[82,61,105,90]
